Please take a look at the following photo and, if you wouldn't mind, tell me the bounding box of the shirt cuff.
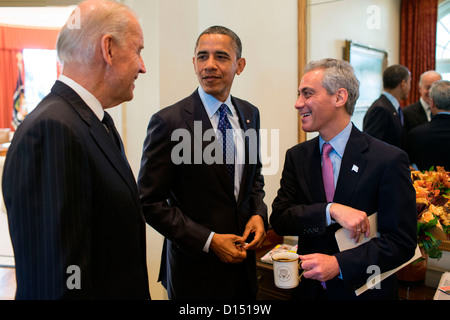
[203,231,215,253]
[326,202,334,226]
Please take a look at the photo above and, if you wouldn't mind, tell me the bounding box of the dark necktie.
[397,107,404,125]
[217,104,235,185]
[102,111,122,152]
[322,143,335,203]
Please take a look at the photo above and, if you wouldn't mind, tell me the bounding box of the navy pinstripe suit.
[2,81,150,299]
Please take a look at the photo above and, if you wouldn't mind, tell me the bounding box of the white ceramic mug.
[272,252,300,289]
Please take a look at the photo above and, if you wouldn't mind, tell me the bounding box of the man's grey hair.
[430,80,450,111]
[304,58,360,115]
[56,0,137,67]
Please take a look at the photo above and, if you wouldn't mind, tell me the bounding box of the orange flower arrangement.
[411,166,450,259]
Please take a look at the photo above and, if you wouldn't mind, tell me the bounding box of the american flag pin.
[352,165,359,173]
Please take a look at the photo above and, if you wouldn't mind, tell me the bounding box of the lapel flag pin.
[352,165,359,173]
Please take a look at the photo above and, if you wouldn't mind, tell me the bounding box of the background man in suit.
[2,0,150,299]
[408,80,450,171]
[403,70,442,133]
[270,59,417,299]
[138,26,267,299]
[363,64,411,150]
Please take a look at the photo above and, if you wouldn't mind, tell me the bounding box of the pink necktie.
[322,143,335,203]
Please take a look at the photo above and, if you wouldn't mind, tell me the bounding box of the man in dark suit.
[408,80,450,171]
[403,70,442,133]
[270,59,417,300]
[138,26,267,299]
[2,0,150,299]
[363,64,411,150]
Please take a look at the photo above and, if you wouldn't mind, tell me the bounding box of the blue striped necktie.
[217,104,235,184]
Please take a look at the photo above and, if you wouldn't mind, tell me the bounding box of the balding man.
[408,80,450,171]
[403,70,442,133]
[2,0,149,299]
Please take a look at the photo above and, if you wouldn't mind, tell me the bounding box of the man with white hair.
[408,80,450,171]
[2,0,149,299]
[403,70,442,133]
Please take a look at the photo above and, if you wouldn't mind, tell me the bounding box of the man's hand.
[329,203,370,241]
[210,233,247,263]
[241,215,266,250]
[298,253,340,282]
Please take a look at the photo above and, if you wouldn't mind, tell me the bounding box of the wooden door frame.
[298,0,307,143]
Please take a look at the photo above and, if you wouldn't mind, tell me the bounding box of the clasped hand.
[210,215,266,263]
[329,203,370,241]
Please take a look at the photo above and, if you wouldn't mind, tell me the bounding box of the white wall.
[306,0,401,138]
[308,0,400,63]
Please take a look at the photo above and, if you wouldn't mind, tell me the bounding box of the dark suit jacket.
[270,125,417,300]
[363,94,406,149]
[138,89,267,299]
[403,100,429,133]
[2,81,150,300]
[407,113,450,171]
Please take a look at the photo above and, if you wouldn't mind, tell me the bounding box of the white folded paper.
[335,213,422,296]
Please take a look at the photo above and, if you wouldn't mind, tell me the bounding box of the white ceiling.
[0,6,76,28]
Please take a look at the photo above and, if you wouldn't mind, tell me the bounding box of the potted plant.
[397,167,450,283]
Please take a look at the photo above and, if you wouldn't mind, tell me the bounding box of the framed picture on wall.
[343,40,388,130]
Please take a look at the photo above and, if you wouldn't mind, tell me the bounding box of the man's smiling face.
[193,33,245,102]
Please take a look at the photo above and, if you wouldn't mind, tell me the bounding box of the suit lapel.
[233,97,252,204]
[334,125,368,205]
[51,81,139,202]
[381,95,403,128]
[308,139,326,203]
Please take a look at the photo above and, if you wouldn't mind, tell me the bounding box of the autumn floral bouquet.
[411,166,450,260]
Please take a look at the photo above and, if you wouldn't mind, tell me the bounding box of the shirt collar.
[382,91,400,110]
[198,86,234,118]
[319,121,352,158]
[420,97,430,110]
[420,97,432,120]
[58,75,104,121]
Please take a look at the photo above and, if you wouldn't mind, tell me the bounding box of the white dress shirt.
[58,75,104,121]
[419,97,432,121]
[319,121,352,225]
[198,86,245,252]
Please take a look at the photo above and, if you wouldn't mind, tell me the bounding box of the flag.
[12,56,26,130]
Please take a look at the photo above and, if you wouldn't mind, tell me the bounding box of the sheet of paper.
[354,245,421,296]
[434,272,450,300]
[334,213,422,296]
[335,213,379,252]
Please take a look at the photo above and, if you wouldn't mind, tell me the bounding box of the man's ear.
[236,57,246,75]
[335,88,348,107]
[100,34,114,66]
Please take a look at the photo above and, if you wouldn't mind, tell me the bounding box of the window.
[436,0,450,79]
[22,49,58,113]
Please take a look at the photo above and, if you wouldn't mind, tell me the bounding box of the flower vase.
[396,248,427,284]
